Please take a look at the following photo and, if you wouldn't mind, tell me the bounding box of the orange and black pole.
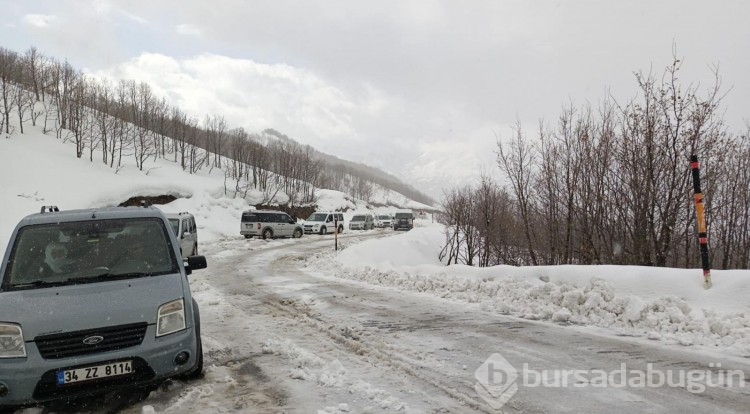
[690,155,712,289]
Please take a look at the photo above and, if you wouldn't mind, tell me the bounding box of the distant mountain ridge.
[259,129,436,206]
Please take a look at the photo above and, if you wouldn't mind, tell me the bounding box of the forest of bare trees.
[0,45,435,208]
[441,57,750,270]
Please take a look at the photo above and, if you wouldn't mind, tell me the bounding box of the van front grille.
[34,323,148,359]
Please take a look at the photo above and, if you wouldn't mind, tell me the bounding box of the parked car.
[303,212,344,235]
[376,214,393,228]
[164,211,198,258]
[349,214,374,230]
[0,205,207,411]
[240,210,303,239]
[392,210,414,231]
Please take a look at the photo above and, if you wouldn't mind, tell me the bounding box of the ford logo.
[82,335,104,345]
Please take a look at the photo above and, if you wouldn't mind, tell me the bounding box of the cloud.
[175,24,201,36]
[92,53,370,146]
[119,10,148,24]
[89,52,513,197]
[90,0,145,22]
[22,14,57,28]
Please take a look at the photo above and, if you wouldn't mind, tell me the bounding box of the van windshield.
[395,213,413,219]
[307,213,328,222]
[351,215,365,222]
[2,218,179,291]
[378,215,390,220]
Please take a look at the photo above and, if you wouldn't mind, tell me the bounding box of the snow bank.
[307,223,750,357]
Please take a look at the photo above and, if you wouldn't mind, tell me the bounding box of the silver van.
[348,214,374,230]
[165,211,198,258]
[240,210,303,239]
[0,205,207,410]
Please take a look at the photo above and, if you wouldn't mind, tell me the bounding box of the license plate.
[56,360,133,385]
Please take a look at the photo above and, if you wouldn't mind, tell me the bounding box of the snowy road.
[112,232,750,414]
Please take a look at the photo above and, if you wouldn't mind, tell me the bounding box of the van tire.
[178,300,203,381]
[293,228,303,238]
[262,228,273,240]
[338,225,344,234]
[244,235,251,239]
[320,227,327,235]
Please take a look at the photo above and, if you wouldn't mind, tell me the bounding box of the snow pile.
[262,338,348,387]
[306,223,750,357]
[348,380,410,411]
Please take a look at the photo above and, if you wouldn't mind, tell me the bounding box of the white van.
[303,212,344,235]
[165,212,198,258]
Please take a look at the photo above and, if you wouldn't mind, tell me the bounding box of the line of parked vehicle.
[239,209,415,239]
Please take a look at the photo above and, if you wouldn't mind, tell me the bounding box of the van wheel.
[178,300,203,381]
[262,228,273,240]
[244,235,251,239]
[320,227,327,235]
[338,225,344,234]
[293,228,303,238]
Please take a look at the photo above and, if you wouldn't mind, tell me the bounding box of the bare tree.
[497,121,539,265]
[0,48,19,135]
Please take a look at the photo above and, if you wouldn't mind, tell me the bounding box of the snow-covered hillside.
[0,122,430,259]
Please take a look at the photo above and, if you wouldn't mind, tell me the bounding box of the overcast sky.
[2,1,749,199]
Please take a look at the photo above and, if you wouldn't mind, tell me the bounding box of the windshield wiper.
[67,272,155,284]
[13,280,63,288]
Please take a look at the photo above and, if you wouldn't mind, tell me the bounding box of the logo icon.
[475,353,518,410]
[82,335,104,345]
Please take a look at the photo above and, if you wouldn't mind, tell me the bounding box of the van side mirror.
[288,219,295,224]
[185,255,207,275]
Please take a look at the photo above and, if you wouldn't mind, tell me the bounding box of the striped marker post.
[690,155,712,289]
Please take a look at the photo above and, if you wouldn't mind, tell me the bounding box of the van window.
[308,213,327,222]
[241,212,256,223]
[168,219,180,236]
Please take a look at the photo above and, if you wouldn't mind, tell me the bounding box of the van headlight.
[0,323,26,358]
[156,299,186,337]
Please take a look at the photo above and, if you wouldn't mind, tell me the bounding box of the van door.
[325,214,337,234]
[186,217,197,254]
[275,213,292,237]
[337,214,344,233]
